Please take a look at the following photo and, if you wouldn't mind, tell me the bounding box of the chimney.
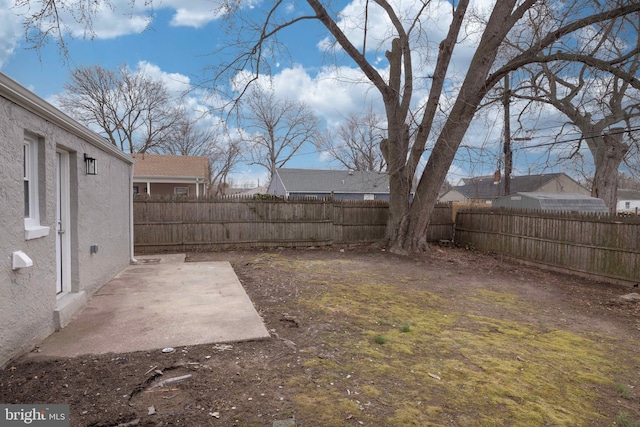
[493,170,501,185]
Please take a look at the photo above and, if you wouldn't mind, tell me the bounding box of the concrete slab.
[28,254,270,359]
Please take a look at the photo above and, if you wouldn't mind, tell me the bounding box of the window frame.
[174,186,189,195]
[23,135,49,240]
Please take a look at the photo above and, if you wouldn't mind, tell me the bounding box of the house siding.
[536,176,589,195]
[0,77,132,366]
[617,199,640,212]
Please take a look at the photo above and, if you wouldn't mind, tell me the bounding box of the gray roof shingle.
[453,173,571,199]
[618,189,640,200]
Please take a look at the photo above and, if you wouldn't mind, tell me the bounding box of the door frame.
[56,149,71,296]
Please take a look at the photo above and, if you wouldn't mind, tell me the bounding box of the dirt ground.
[1,246,639,427]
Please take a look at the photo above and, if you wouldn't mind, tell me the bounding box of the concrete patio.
[27,254,270,359]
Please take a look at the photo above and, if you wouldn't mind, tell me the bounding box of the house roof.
[618,189,640,200]
[132,154,208,179]
[451,173,579,199]
[273,168,389,194]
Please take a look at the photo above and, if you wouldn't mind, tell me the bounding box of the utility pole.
[503,74,512,196]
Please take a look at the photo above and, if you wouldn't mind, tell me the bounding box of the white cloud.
[0,0,24,68]
[48,1,153,39]
[169,8,221,28]
[241,64,385,127]
[135,61,191,94]
[161,0,259,28]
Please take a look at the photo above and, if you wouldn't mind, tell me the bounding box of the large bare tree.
[241,86,319,180]
[219,0,640,252]
[57,64,184,154]
[317,109,387,172]
[510,6,640,212]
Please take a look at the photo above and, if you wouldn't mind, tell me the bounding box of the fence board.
[456,207,640,286]
[134,198,454,252]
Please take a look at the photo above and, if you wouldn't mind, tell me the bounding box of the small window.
[625,202,631,209]
[133,186,139,194]
[23,135,49,239]
[174,187,189,195]
[364,194,374,200]
[23,142,31,217]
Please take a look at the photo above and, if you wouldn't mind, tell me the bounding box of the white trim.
[23,135,50,240]
[23,137,38,228]
[25,225,50,240]
[174,186,189,195]
[56,149,71,295]
[129,163,137,264]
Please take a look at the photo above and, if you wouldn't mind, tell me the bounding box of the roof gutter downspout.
[129,161,137,264]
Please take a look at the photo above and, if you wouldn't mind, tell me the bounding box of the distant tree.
[241,86,319,180]
[153,116,215,157]
[208,137,244,197]
[57,64,184,154]
[317,110,387,172]
[618,172,640,191]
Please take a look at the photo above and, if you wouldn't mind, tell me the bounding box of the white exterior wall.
[617,199,640,212]
[0,74,134,366]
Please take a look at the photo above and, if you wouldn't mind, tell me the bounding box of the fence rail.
[134,198,454,253]
[455,207,640,286]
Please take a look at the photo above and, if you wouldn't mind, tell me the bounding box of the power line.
[515,126,640,150]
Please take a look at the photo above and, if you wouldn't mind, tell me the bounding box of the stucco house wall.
[0,73,134,367]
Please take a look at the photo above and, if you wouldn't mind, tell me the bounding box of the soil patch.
[1,247,639,426]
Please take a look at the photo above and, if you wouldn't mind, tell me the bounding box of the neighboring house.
[439,173,589,204]
[494,192,608,213]
[617,189,640,213]
[1,72,135,367]
[268,168,390,200]
[132,154,209,198]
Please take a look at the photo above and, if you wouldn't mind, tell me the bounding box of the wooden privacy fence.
[455,207,640,286]
[134,198,454,253]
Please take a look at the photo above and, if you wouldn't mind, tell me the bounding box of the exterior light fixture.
[84,153,97,175]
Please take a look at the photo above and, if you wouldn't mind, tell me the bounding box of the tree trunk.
[386,0,521,253]
[592,130,628,213]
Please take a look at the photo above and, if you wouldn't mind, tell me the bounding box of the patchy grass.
[273,256,631,426]
[617,412,639,427]
[617,383,633,400]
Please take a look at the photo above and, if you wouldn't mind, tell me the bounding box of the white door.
[56,150,71,295]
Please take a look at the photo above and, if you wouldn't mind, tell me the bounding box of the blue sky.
[0,0,600,187]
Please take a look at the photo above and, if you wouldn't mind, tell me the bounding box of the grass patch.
[617,411,639,427]
[271,256,636,425]
[617,383,633,400]
[373,335,387,345]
